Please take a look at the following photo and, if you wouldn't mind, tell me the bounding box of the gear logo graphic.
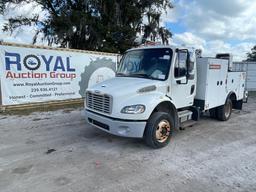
[79,58,116,97]
[23,54,41,70]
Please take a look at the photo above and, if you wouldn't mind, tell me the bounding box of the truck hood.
[86,77,166,97]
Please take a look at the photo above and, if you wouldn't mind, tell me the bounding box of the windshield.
[117,48,173,81]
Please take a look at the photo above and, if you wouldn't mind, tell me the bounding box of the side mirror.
[176,76,188,84]
[176,49,193,84]
[186,52,190,75]
[188,74,195,80]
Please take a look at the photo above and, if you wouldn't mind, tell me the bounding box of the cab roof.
[127,45,196,53]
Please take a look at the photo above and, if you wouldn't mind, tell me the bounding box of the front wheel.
[143,112,174,149]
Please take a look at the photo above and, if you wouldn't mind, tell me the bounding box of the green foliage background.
[247,46,256,61]
[1,0,173,53]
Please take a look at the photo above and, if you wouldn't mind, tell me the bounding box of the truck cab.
[84,45,246,148]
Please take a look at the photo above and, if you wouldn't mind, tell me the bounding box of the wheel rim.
[155,120,171,143]
[224,101,231,118]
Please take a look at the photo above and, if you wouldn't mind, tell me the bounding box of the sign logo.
[23,55,41,70]
[4,51,76,80]
[209,64,221,70]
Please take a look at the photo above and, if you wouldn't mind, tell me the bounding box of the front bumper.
[84,110,146,138]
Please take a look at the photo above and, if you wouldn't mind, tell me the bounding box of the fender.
[149,96,179,129]
[227,91,243,110]
[227,91,237,101]
[109,92,174,120]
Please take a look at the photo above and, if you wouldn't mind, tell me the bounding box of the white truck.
[84,45,247,148]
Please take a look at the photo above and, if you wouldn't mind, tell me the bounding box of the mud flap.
[234,100,243,110]
[189,106,200,121]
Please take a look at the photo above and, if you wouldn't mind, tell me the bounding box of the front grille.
[86,91,112,114]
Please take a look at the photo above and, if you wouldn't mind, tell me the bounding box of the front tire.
[143,112,174,149]
[217,98,232,121]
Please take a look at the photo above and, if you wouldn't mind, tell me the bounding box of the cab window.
[174,51,188,78]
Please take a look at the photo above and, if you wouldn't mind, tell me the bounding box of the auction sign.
[0,43,117,105]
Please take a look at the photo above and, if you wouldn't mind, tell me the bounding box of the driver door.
[169,50,196,109]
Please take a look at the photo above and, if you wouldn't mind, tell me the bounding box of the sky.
[0,0,255,61]
[162,0,256,61]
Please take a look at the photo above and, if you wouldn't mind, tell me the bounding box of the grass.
[1,92,255,116]
[249,91,256,97]
[0,101,83,116]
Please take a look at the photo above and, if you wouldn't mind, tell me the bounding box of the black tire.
[216,98,232,121]
[143,112,174,149]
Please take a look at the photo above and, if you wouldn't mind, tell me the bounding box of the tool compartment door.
[227,72,246,101]
[238,72,246,100]
[204,59,228,110]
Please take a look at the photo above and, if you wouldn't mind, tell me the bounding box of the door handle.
[190,85,195,95]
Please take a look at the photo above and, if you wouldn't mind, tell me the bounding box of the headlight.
[121,105,145,114]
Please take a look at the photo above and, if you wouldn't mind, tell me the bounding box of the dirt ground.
[0,97,256,192]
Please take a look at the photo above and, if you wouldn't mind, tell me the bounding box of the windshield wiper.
[129,73,156,80]
[116,72,128,77]
[116,72,158,80]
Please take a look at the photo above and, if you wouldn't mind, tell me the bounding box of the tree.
[1,0,173,53]
[142,2,173,45]
[247,45,256,61]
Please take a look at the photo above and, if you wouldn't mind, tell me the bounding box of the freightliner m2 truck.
[84,46,246,148]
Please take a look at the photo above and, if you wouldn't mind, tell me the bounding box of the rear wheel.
[144,112,174,149]
[217,98,232,121]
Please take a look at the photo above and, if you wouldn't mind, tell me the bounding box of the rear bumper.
[84,110,147,138]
